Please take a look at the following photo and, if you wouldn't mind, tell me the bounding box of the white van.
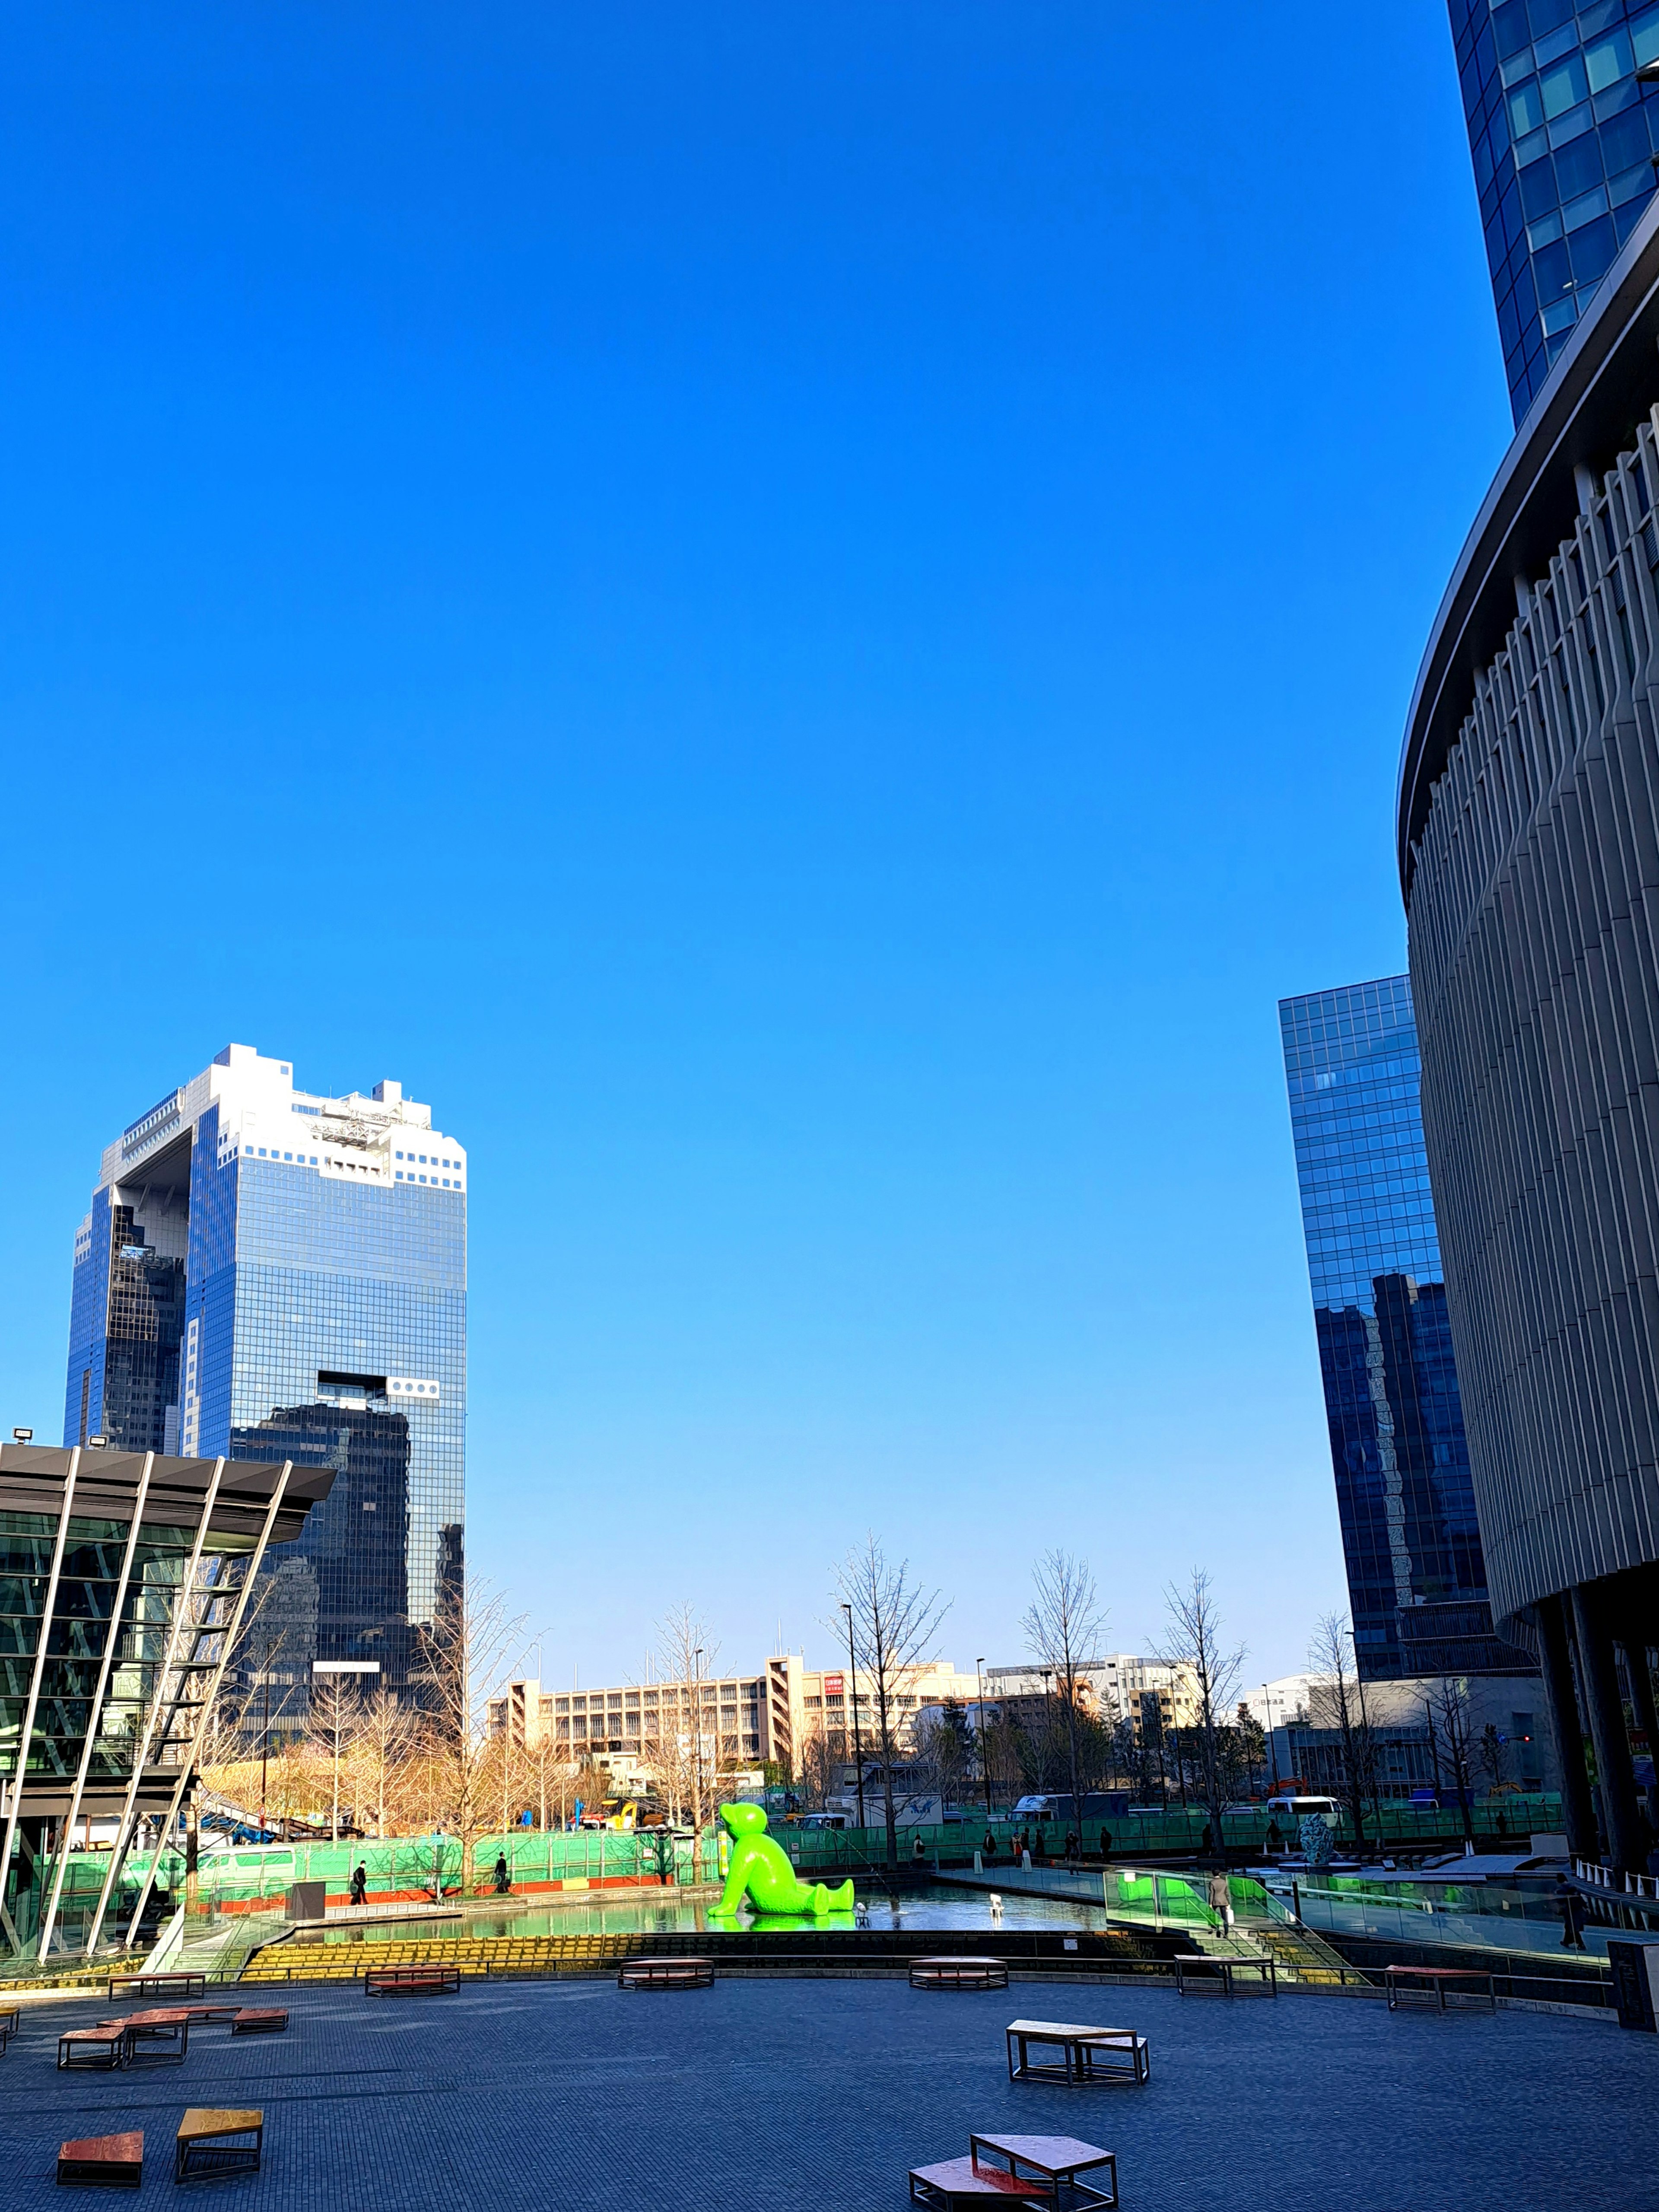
[1265,1795,1339,1826]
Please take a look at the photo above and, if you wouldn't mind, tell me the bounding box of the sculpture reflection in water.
[709,1803,855,1923]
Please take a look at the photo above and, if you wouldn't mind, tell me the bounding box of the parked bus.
[1010,1792,1131,1826]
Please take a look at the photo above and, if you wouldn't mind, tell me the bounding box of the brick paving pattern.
[2,1976,1654,2210]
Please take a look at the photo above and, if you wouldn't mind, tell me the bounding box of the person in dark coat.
[1557,1875,1586,1949]
[493,1852,511,1895]
[350,1862,368,1906]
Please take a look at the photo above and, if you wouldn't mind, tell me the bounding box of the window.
[1540,54,1589,119]
[1553,130,1603,199]
[1585,28,1633,93]
[1507,76,1545,136]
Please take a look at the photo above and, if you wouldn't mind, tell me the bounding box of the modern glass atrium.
[0,1442,330,1963]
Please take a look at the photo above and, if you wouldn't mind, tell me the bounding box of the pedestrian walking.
[913,1831,926,1863]
[1100,1827,1113,1859]
[493,1851,511,1895]
[350,1862,368,1907]
[1064,1828,1079,1862]
[983,1828,998,1861]
[1557,1875,1586,1950]
[1208,1868,1234,1931]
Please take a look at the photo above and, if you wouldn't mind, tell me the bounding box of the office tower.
[1449,0,1659,424]
[63,1044,465,1702]
[1279,977,1529,1681]
[1403,42,1659,1862]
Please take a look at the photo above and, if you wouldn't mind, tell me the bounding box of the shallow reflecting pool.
[311,1884,1106,1942]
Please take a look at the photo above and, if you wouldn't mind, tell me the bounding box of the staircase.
[1246,1918,1370,1988]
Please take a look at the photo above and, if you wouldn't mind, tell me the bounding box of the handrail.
[1575,1856,1659,1902]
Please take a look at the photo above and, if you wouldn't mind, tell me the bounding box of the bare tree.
[1023,1551,1108,1823]
[914,1700,973,1812]
[831,1537,951,1870]
[1308,1612,1378,1853]
[1157,1569,1245,1850]
[306,1674,359,1842]
[412,1577,530,1891]
[352,1686,419,1838]
[797,1718,839,1812]
[1427,1675,1478,1848]
[646,1604,721,1834]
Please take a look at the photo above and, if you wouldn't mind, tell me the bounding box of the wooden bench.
[97,2008,190,2064]
[1172,1954,1276,1998]
[57,2131,143,2189]
[58,2024,131,2071]
[0,2002,17,2056]
[175,2109,263,2185]
[108,1971,207,2003]
[184,2003,242,2025]
[911,2133,1118,2212]
[1384,1963,1497,2013]
[232,2007,289,2034]
[617,1956,715,1989]
[1005,2020,1149,2088]
[364,1964,461,1996]
[909,1956,1010,1992]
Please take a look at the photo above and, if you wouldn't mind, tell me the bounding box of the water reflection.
[315,1885,1105,1944]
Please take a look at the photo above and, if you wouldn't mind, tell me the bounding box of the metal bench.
[617,1956,715,1989]
[912,2133,1118,2212]
[175,2109,263,2185]
[107,1971,207,2003]
[58,2131,143,2189]
[58,2024,132,2071]
[1172,1954,1276,1998]
[910,1956,1010,1991]
[232,2007,290,2034]
[364,1964,461,1996]
[1384,1964,1497,2013]
[1006,2020,1149,2088]
[98,2008,190,2064]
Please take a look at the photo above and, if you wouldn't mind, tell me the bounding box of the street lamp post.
[693,1648,705,1840]
[976,1657,992,1821]
[841,1602,866,1832]
[1040,1668,1052,1795]
[1262,1684,1281,1792]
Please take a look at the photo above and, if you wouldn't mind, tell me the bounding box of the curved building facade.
[1399,191,1659,1870]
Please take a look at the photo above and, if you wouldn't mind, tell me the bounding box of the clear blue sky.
[0,3,1513,1689]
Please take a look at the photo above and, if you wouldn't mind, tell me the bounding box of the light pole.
[1262,1684,1281,1792]
[1040,1668,1052,1796]
[693,1648,705,1841]
[976,1657,992,1821]
[841,1602,866,1831]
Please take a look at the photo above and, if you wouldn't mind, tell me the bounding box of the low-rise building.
[489,1652,985,1790]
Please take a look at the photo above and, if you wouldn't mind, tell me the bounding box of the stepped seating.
[239,1930,645,1984]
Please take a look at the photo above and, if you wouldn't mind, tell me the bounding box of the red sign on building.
[822,1673,844,1696]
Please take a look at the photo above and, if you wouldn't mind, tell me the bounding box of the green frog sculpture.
[710,1801,855,1918]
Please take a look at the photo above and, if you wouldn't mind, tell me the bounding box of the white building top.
[97,1043,466,1199]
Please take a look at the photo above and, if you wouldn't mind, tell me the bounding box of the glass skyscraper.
[63,1044,466,1709]
[1279,977,1529,1680]
[1451,0,1659,426]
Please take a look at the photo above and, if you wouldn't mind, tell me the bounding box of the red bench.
[58,2131,143,2188]
[232,2008,289,2034]
[365,1965,461,1996]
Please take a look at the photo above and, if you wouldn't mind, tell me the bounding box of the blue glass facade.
[1280,977,1529,1678]
[1451,0,1659,425]
[62,1049,465,1709]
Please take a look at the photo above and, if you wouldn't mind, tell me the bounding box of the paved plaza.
[3,1975,1655,2212]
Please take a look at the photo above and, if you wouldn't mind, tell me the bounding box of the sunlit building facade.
[63,1045,465,1711]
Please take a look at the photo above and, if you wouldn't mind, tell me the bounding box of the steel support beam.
[121,1462,293,1948]
[83,1457,226,1961]
[36,1454,155,1960]
[0,1448,80,1953]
